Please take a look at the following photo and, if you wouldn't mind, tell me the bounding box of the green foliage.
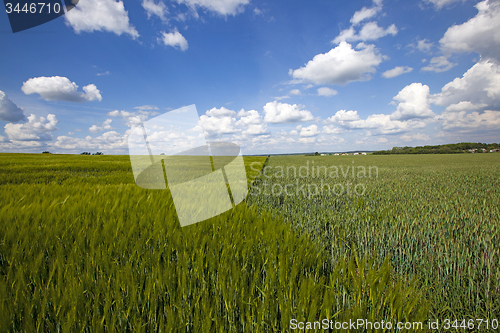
[373,142,500,155]
[247,154,500,323]
[0,154,427,332]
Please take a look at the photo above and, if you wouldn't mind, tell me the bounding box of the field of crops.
[247,154,500,325]
[0,153,428,332]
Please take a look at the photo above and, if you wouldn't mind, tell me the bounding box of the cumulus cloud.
[22,76,102,102]
[236,110,269,135]
[327,110,361,124]
[408,38,434,53]
[4,114,58,141]
[421,56,455,72]
[439,110,500,131]
[299,124,319,137]
[322,124,343,134]
[333,22,397,44]
[195,107,269,140]
[0,91,26,122]
[206,106,236,117]
[176,0,250,16]
[290,41,384,85]
[198,107,268,138]
[390,83,435,120]
[108,109,157,127]
[350,0,383,25]
[444,101,488,112]
[55,131,127,150]
[439,0,500,63]
[158,29,188,51]
[327,109,424,135]
[382,66,413,78]
[199,113,238,137]
[263,101,314,124]
[65,0,139,39]
[89,119,113,133]
[289,89,301,95]
[317,87,338,97]
[142,0,168,21]
[431,60,500,108]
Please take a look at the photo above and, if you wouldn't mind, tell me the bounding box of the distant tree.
[314,152,320,156]
[42,151,51,154]
[373,142,499,155]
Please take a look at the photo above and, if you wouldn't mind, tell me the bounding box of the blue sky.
[1,0,499,154]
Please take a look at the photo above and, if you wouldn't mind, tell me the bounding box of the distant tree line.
[80,152,104,155]
[373,142,500,155]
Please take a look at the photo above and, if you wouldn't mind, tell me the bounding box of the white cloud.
[317,87,338,96]
[416,39,433,53]
[176,0,250,16]
[327,109,360,123]
[274,89,301,100]
[235,110,269,135]
[332,27,355,44]
[333,22,397,44]
[55,131,127,151]
[274,95,290,101]
[108,110,134,117]
[263,101,314,123]
[199,107,268,138]
[158,29,188,51]
[199,114,237,137]
[290,41,384,85]
[4,114,58,141]
[440,110,500,131]
[299,124,319,137]
[439,0,500,63]
[400,133,431,141]
[327,109,424,135]
[432,60,500,107]
[65,0,139,39]
[322,125,343,134]
[89,119,113,133]
[444,101,488,112]
[206,107,236,117]
[142,0,168,21]
[421,56,455,72]
[22,76,102,102]
[0,90,25,122]
[107,109,156,127]
[351,114,415,135]
[390,83,435,120]
[298,137,316,144]
[350,0,383,25]
[424,0,465,10]
[382,66,413,78]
